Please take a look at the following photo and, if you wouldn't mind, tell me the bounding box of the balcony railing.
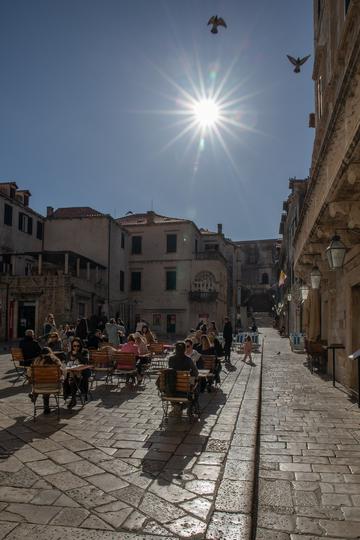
[195,252,226,262]
[189,291,218,302]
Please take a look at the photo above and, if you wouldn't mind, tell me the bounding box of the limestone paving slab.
[0,347,259,539]
[256,328,360,539]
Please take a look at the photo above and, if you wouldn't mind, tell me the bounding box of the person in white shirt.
[185,338,202,367]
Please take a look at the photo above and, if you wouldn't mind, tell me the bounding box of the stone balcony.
[188,291,218,302]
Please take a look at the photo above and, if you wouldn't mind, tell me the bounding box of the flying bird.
[287,54,311,73]
[208,15,227,34]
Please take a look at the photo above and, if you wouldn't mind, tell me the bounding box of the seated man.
[19,329,42,367]
[169,341,198,377]
[87,329,103,350]
[168,341,199,416]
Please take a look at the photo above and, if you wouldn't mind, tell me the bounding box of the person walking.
[243,335,253,364]
[223,317,233,364]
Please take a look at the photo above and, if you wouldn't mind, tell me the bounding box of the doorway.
[17,302,36,338]
[351,284,360,390]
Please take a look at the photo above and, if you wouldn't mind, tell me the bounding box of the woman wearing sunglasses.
[64,338,91,408]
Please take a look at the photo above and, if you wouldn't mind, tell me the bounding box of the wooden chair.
[158,370,199,424]
[31,365,62,421]
[305,340,327,374]
[10,348,28,384]
[200,355,218,389]
[89,350,114,387]
[112,352,138,387]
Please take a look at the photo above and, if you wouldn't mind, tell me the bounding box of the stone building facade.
[293,0,360,391]
[278,178,308,334]
[0,190,129,340]
[234,239,280,319]
[117,212,231,338]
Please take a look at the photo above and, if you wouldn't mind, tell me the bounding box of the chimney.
[47,206,54,217]
[146,211,155,224]
[217,223,223,235]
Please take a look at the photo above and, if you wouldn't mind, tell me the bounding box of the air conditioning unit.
[309,113,316,128]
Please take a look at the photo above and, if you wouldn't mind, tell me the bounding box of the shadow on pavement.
[139,387,227,486]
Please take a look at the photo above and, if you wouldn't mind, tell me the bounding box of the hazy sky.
[0,0,314,240]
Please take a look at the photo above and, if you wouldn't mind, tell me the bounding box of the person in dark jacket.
[169,341,198,377]
[87,329,103,350]
[19,330,42,367]
[223,317,233,363]
[75,318,88,342]
[168,341,198,416]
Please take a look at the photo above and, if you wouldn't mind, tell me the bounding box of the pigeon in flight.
[287,54,311,73]
[208,15,227,34]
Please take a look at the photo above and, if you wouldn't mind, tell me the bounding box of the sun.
[193,99,220,128]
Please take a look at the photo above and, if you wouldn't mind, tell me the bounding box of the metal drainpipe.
[107,218,111,317]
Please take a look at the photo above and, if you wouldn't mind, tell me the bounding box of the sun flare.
[193,99,220,128]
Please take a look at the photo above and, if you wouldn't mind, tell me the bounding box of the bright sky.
[0,0,314,241]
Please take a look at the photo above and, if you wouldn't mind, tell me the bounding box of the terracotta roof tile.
[51,207,103,219]
[117,211,189,226]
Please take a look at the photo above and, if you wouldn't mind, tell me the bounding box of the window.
[193,271,216,292]
[121,232,125,249]
[120,270,125,292]
[167,314,176,333]
[36,221,43,240]
[166,234,177,253]
[4,204,12,226]
[153,313,161,326]
[195,239,198,254]
[205,243,219,251]
[131,271,141,291]
[166,270,177,290]
[132,236,142,254]
[0,254,11,274]
[18,212,32,234]
[25,262,32,276]
[261,273,269,285]
[317,76,323,119]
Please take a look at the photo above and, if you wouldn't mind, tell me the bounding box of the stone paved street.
[256,329,360,540]
[1,330,360,539]
[0,347,260,540]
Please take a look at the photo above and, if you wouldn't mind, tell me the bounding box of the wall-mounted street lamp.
[300,284,309,301]
[287,293,292,302]
[310,266,321,289]
[326,235,347,270]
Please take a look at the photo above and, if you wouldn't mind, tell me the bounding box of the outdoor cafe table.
[198,369,210,378]
[66,364,92,404]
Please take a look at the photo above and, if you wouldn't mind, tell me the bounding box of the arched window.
[193,271,216,292]
[261,273,269,285]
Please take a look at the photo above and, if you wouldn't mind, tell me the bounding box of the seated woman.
[28,347,66,415]
[199,335,221,388]
[141,325,156,345]
[121,334,140,354]
[208,321,218,335]
[64,338,91,408]
[192,330,203,353]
